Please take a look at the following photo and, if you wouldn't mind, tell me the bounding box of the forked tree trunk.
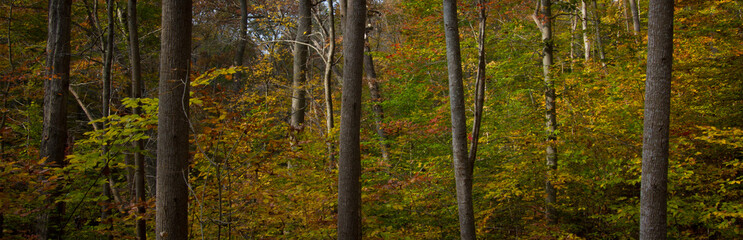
[290,0,312,128]
[468,0,487,170]
[127,0,147,239]
[38,0,72,239]
[443,0,475,239]
[640,0,674,239]
[532,0,558,224]
[337,0,366,238]
[156,0,192,239]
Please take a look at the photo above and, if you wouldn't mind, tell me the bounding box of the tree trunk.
[290,0,312,128]
[581,0,590,61]
[101,0,115,237]
[323,0,336,166]
[592,0,606,63]
[364,44,390,163]
[156,0,192,239]
[630,0,641,34]
[623,0,632,32]
[337,0,365,238]
[443,0,475,239]
[640,0,674,239]
[127,0,147,239]
[38,0,72,239]
[532,0,558,224]
[468,0,486,168]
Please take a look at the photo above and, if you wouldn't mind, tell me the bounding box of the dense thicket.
[0,0,741,239]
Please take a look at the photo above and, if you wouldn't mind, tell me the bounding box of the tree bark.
[323,0,336,166]
[364,44,390,163]
[532,0,558,224]
[640,0,674,239]
[630,0,641,34]
[101,0,115,236]
[156,0,192,239]
[443,0,475,239]
[581,0,590,61]
[592,0,606,63]
[337,0,366,238]
[127,0,147,239]
[290,0,312,128]
[38,0,72,239]
[468,0,486,169]
[233,0,249,87]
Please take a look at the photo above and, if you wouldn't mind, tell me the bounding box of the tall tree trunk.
[443,0,475,239]
[630,0,641,34]
[581,0,590,61]
[337,0,365,238]
[290,0,312,128]
[623,0,632,32]
[156,0,192,239]
[38,1,72,239]
[324,0,336,166]
[364,44,390,163]
[101,0,115,237]
[127,0,147,239]
[592,0,606,63]
[640,0,674,239]
[532,0,558,224]
[468,0,487,168]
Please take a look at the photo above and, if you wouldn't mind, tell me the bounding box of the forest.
[0,0,742,239]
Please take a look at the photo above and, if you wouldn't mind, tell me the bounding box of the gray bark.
[592,0,606,63]
[443,0,475,239]
[337,0,366,238]
[640,0,674,239]
[127,0,147,239]
[630,0,641,34]
[532,0,558,224]
[364,44,390,162]
[468,0,486,168]
[290,0,312,128]
[324,0,336,165]
[581,0,590,61]
[101,0,115,236]
[38,0,72,239]
[156,0,192,239]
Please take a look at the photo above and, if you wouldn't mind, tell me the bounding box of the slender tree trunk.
[364,44,390,162]
[337,0,366,238]
[156,0,192,239]
[581,0,590,61]
[101,0,115,237]
[127,0,147,239]
[38,1,72,239]
[592,0,606,63]
[623,0,632,32]
[324,0,336,166]
[640,0,674,239]
[630,0,641,34]
[443,0,475,239]
[290,0,312,128]
[468,0,487,167]
[532,0,558,224]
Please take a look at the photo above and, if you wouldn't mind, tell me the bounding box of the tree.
[532,0,557,224]
[468,0,487,178]
[630,0,641,34]
[640,0,674,239]
[38,0,72,239]
[126,0,147,239]
[338,0,366,238]
[156,0,192,239]
[323,0,336,165]
[581,0,590,61]
[364,29,390,162]
[290,0,312,128]
[443,0,475,238]
[100,0,115,236]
